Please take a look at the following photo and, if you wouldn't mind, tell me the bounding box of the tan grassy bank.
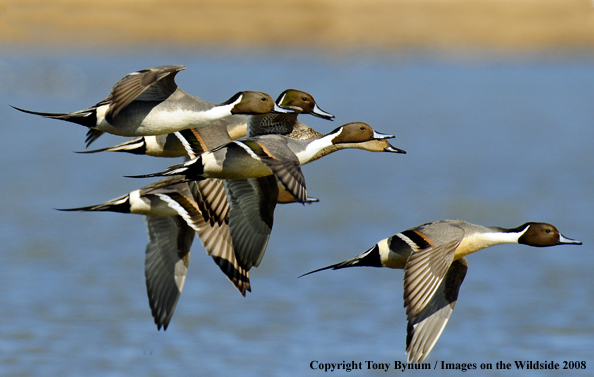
[3,0,594,51]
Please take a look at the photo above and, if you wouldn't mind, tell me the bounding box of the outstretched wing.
[106,65,186,121]
[406,257,468,363]
[403,238,460,319]
[225,176,278,271]
[155,179,251,296]
[144,215,193,331]
[402,223,465,362]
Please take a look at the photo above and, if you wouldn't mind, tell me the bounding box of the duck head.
[516,222,582,247]
[330,122,392,143]
[276,89,335,120]
[222,91,294,115]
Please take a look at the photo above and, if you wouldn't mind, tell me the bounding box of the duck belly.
[96,101,216,136]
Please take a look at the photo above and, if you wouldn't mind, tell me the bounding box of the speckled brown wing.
[225,176,279,271]
[106,65,185,121]
[144,215,193,331]
[402,222,464,320]
[155,179,250,296]
[403,239,459,320]
[239,138,307,204]
[406,257,468,363]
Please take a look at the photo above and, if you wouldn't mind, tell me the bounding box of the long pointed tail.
[76,137,147,155]
[125,157,203,179]
[298,255,365,278]
[298,244,379,278]
[55,194,131,213]
[298,263,343,278]
[11,105,97,128]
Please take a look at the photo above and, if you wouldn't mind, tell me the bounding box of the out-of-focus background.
[4,0,594,50]
[1,1,593,376]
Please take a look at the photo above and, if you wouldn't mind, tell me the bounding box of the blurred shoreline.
[3,0,594,52]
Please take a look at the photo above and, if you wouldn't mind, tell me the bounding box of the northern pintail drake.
[11,65,290,146]
[58,177,249,329]
[301,220,582,363]
[76,88,331,157]
[131,122,402,204]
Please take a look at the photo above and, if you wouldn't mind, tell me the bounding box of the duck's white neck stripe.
[197,94,242,124]
[199,103,234,122]
[456,226,529,258]
[490,226,529,244]
[296,130,341,164]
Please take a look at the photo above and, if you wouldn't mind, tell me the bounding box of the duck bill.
[383,141,406,154]
[372,130,395,140]
[311,104,335,120]
[557,234,582,245]
[272,103,295,114]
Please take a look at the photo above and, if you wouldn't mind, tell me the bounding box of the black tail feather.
[297,257,364,278]
[298,263,343,278]
[298,244,380,278]
[54,202,131,214]
[11,105,97,129]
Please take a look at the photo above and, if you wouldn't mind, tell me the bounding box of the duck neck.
[302,143,341,164]
[303,140,378,164]
[294,132,340,164]
[455,224,529,259]
[195,103,234,125]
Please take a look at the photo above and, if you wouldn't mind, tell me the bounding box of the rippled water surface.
[0,51,593,376]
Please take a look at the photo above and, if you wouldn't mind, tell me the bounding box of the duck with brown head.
[300,219,581,363]
[11,65,292,144]
[78,88,332,157]
[130,122,403,204]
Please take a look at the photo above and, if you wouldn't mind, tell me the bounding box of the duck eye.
[545,229,551,233]
[261,97,267,102]
[360,126,365,130]
[302,97,308,102]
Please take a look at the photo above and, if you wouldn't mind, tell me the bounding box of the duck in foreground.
[129,122,403,204]
[300,220,582,363]
[11,65,291,146]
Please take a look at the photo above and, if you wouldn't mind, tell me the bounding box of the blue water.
[0,50,593,376]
